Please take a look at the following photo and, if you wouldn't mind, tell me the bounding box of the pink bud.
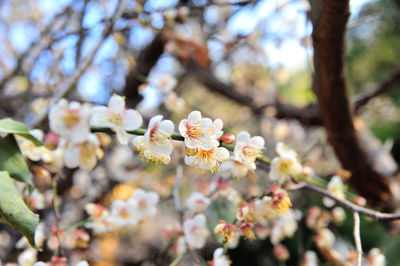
[221,133,235,144]
[44,133,59,150]
[273,245,290,261]
[353,196,367,206]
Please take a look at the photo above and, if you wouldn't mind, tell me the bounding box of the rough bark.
[311,0,397,209]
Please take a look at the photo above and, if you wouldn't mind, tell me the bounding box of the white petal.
[123,110,142,131]
[178,120,188,136]
[199,117,212,129]
[108,95,125,114]
[148,115,163,129]
[116,129,129,145]
[188,111,202,122]
[236,131,250,144]
[214,147,229,161]
[64,145,80,168]
[185,156,197,166]
[250,136,265,148]
[133,136,144,147]
[159,120,175,135]
[90,106,111,127]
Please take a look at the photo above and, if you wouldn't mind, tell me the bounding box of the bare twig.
[354,68,400,112]
[297,180,400,221]
[353,211,362,266]
[173,162,184,216]
[29,0,128,128]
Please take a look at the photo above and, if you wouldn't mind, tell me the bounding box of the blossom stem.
[170,252,186,266]
[353,211,362,266]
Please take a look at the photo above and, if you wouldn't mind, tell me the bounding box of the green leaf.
[0,134,34,187]
[0,118,42,146]
[205,197,236,240]
[0,171,39,248]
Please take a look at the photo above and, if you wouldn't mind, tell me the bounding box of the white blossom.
[90,94,142,144]
[269,142,302,183]
[179,111,219,150]
[133,115,174,164]
[49,99,91,143]
[183,214,209,249]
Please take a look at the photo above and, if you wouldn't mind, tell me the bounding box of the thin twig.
[173,162,184,217]
[353,211,362,266]
[92,127,400,221]
[172,160,202,265]
[298,181,400,221]
[29,0,128,128]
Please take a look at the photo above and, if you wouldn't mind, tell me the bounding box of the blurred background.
[1,0,400,265]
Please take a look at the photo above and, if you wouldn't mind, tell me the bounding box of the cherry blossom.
[49,99,91,143]
[269,142,302,183]
[314,228,335,248]
[108,199,139,227]
[64,133,103,170]
[179,110,219,150]
[224,131,265,179]
[366,248,385,266]
[211,248,231,266]
[90,94,143,144]
[150,72,177,93]
[16,129,53,163]
[184,146,229,174]
[185,192,211,214]
[129,189,159,220]
[164,92,185,113]
[133,115,174,164]
[301,251,318,266]
[323,176,345,207]
[183,214,209,249]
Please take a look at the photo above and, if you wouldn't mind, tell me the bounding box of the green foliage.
[0,118,42,146]
[205,197,236,241]
[0,134,34,187]
[0,171,39,248]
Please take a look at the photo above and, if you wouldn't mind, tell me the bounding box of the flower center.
[186,123,203,139]
[110,112,123,125]
[62,109,80,127]
[119,207,130,219]
[242,145,261,159]
[197,148,219,174]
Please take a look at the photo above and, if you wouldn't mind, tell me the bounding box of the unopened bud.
[353,196,367,206]
[331,207,346,223]
[221,133,235,145]
[33,166,52,187]
[273,245,290,261]
[44,133,59,150]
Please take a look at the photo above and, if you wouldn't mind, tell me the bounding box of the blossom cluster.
[10,94,387,265]
[84,189,159,234]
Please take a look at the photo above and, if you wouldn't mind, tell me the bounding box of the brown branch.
[297,181,400,221]
[311,0,397,209]
[353,68,400,112]
[187,59,322,124]
[122,33,165,108]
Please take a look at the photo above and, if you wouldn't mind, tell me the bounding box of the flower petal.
[108,95,125,114]
[123,110,142,131]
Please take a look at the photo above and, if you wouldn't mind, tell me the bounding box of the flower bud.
[353,196,367,206]
[220,133,236,145]
[331,207,346,223]
[273,245,290,261]
[44,132,59,150]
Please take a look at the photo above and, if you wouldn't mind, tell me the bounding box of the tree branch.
[122,33,165,108]
[353,68,400,112]
[311,0,397,209]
